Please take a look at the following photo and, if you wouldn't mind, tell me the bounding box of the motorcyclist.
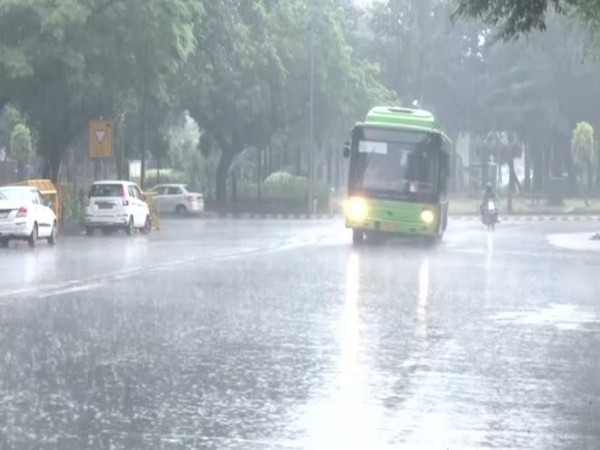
[480,183,499,221]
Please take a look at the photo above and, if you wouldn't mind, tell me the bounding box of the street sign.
[89,120,112,158]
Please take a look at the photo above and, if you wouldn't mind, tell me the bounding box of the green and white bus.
[343,106,451,245]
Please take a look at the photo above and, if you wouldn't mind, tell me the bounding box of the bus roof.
[359,106,442,134]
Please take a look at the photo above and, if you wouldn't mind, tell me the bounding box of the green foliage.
[0,0,202,181]
[178,0,392,206]
[0,104,22,152]
[451,0,600,40]
[11,0,600,204]
[263,171,307,201]
[237,171,330,211]
[58,184,83,224]
[571,121,596,190]
[367,0,487,137]
[165,113,200,171]
[145,169,187,188]
[9,123,33,163]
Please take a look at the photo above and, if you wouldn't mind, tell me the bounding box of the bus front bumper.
[343,197,441,236]
[346,219,436,236]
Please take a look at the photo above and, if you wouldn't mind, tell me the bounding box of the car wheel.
[175,205,187,217]
[28,223,38,248]
[0,239,9,248]
[125,217,134,236]
[47,222,58,246]
[140,216,151,235]
[86,226,94,237]
[352,229,365,246]
[442,208,448,232]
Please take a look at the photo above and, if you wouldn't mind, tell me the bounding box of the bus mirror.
[343,142,351,158]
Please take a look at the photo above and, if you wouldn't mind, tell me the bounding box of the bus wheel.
[352,229,365,246]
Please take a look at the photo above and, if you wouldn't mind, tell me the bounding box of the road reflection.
[339,251,360,405]
[486,232,494,272]
[417,257,431,360]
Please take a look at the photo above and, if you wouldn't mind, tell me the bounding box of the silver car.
[150,184,204,216]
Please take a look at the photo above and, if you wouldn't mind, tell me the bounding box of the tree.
[0,105,22,155]
[0,0,201,182]
[571,121,596,192]
[178,0,392,208]
[366,0,489,138]
[10,123,33,180]
[453,0,600,39]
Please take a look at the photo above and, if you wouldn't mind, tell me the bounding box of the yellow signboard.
[89,120,113,158]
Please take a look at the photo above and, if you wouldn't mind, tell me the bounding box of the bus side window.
[440,148,450,192]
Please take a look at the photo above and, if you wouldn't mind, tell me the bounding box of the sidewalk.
[548,232,600,251]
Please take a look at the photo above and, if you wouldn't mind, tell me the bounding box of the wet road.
[1,218,600,449]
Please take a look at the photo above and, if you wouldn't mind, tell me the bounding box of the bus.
[343,106,451,245]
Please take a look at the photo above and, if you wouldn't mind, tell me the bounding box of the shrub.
[145,169,187,188]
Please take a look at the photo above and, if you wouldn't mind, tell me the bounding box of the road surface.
[0,218,599,449]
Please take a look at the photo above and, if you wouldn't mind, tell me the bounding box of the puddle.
[491,304,598,331]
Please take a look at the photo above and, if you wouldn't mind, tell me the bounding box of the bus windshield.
[350,128,440,200]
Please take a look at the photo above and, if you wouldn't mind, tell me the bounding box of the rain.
[1,1,600,449]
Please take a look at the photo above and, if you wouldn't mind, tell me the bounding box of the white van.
[85,181,151,236]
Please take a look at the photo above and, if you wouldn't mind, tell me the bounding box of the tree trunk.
[524,143,531,192]
[532,144,542,192]
[326,146,333,186]
[51,156,61,182]
[542,146,549,193]
[156,157,161,184]
[295,146,302,176]
[139,79,148,190]
[43,149,62,183]
[17,160,26,181]
[257,147,262,203]
[334,144,341,191]
[216,149,235,209]
[507,158,521,193]
[231,166,237,207]
[481,148,490,188]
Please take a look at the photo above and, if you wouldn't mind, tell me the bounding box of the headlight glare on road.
[344,197,369,221]
[420,209,435,225]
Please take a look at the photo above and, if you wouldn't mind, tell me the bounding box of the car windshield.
[89,184,122,197]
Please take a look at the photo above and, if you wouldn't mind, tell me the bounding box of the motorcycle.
[481,199,498,230]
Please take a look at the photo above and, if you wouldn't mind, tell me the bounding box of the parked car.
[0,186,58,247]
[85,181,151,236]
[150,184,204,216]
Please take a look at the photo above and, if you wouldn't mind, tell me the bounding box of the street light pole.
[308,31,315,216]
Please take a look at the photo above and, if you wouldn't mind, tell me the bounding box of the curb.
[208,213,342,220]
[203,214,600,222]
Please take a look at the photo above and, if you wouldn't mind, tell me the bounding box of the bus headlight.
[420,209,435,225]
[345,197,369,221]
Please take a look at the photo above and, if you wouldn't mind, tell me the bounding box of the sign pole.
[93,159,100,181]
[89,120,113,181]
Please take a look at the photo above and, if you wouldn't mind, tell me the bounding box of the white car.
[0,186,58,247]
[150,184,204,216]
[85,181,151,236]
